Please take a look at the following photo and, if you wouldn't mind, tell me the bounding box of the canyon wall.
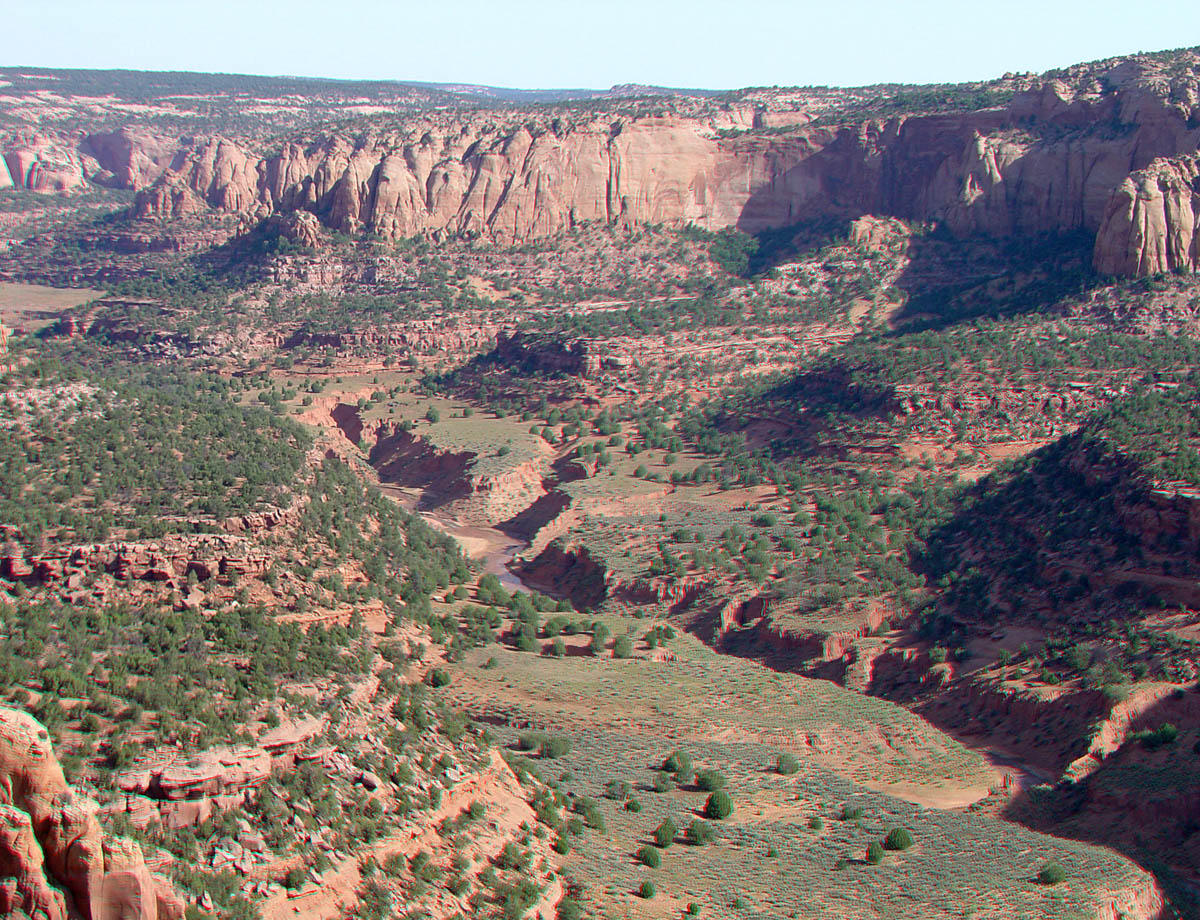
[4,57,1200,276]
[121,73,1200,276]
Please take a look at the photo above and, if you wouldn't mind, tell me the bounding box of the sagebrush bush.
[1038,862,1066,885]
[653,817,677,847]
[695,769,726,791]
[884,827,913,851]
[704,790,732,820]
[662,750,692,773]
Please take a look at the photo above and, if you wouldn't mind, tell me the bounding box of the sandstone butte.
[4,55,1200,277]
[0,706,184,920]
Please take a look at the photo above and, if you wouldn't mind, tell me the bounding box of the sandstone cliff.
[114,52,1200,277]
[0,707,183,920]
[1093,152,1200,275]
[5,53,1200,277]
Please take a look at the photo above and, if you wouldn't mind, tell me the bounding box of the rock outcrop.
[110,717,322,831]
[1093,153,1200,275]
[1,530,282,605]
[116,55,1200,277]
[0,706,182,920]
[6,52,1200,276]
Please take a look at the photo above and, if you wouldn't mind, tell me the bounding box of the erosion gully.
[377,482,531,594]
[377,476,1055,807]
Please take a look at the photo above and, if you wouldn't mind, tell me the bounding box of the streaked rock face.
[0,707,182,920]
[1093,153,1200,275]
[4,54,1200,276]
[117,64,1200,277]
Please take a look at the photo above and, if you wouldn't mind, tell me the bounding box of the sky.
[4,0,1198,90]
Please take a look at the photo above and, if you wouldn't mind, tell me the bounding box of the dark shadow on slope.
[1000,686,1200,919]
[730,132,1107,329]
[746,218,858,277]
[710,217,859,279]
[694,360,904,466]
[916,430,1200,642]
[888,227,1103,330]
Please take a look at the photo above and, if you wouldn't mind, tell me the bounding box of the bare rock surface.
[112,717,322,830]
[0,707,180,920]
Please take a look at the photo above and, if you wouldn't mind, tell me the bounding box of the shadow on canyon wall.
[998,685,1200,920]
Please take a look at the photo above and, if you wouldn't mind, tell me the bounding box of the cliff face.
[119,63,1200,276]
[1093,153,1200,275]
[4,53,1200,276]
[0,127,183,194]
[0,706,183,920]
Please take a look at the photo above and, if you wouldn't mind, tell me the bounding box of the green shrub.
[703,791,732,820]
[883,827,913,851]
[1038,862,1066,885]
[516,628,539,653]
[808,815,824,831]
[695,769,726,792]
[604,779,631,800]
[866,841,884,865]
[1102,682,1129,703]
[540,736,572,759]
[685,819,715,845]
[426,668,451,688]
[776,753,799,775]
[637,846,661,867]
[638,880,656,899]
[662,750,692,774]
[1066,645,1091,671]
[653,817,677,848]
[516,732,543,752]
[576,799,605,832]
[1133,722,1178,749]
[613,634,634,658]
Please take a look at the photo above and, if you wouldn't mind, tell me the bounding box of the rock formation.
[112,56,1199,277]
[4,52,1200,277]
[111,717,322,830]
[1093,153,1200,275]
[0,706,183,920]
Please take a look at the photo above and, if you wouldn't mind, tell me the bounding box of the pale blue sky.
[5,1,1198,90]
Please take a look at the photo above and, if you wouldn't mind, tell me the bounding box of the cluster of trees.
[1,357,310,544]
